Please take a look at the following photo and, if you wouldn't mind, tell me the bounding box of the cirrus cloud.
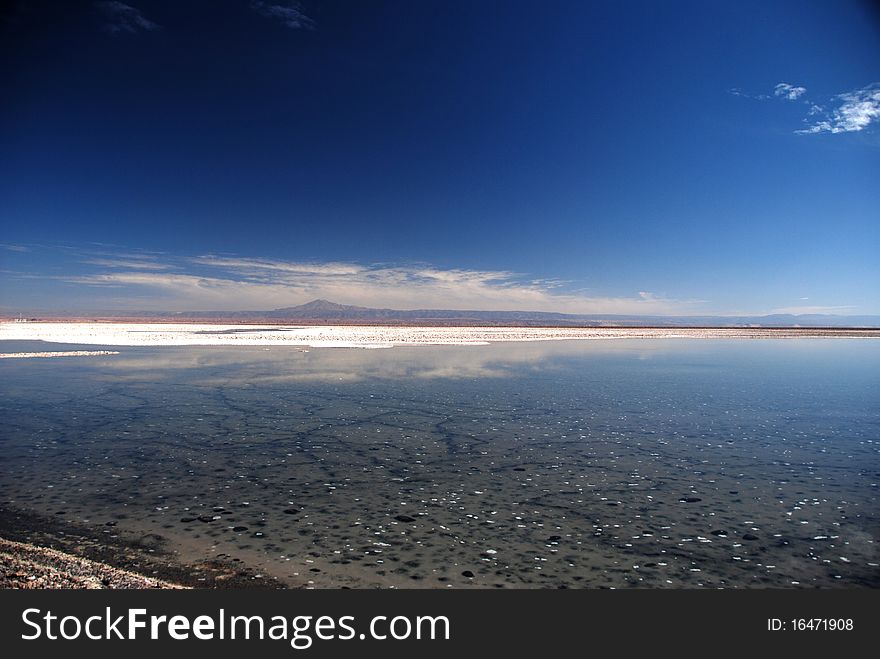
[95,1,159,34]
[54,251,702,315]
[249,1,315,29]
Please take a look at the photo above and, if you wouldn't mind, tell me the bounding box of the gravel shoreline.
[0,537,184,589]
[0,506,286,589]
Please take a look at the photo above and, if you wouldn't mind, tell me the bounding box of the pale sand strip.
[1,322,877,348]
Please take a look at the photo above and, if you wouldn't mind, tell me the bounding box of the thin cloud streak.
[192,256,365,277]
[95,1,159,34]
[84,258,173,270]
[727,88,769,100]
[769,305,855,315]
[0,243,30,252]
[249,1,315,29]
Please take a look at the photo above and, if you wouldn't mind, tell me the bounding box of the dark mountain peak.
[273,299,373,315]
[299,299,347,310]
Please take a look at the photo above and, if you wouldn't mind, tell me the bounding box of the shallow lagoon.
[1,339,878,587]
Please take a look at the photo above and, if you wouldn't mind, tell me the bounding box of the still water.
[1,339,878,587]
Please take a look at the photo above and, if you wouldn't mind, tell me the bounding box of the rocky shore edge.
[0,506,286,589]
[0,537,183,589]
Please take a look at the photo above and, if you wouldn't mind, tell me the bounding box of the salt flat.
[1,321,876,348]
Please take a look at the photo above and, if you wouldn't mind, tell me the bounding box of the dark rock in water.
[679,497,702,503]
[395,514,416,523]
[742,533,759,541]
[710,529,728,536]
[461,570,475,578]
[137,533,164,549]
[547,535,562,542]
[513,467,526,472]
[197,515,215,523]
[283,508,299,515]
[105,521,117,527]
[180,517,196,523]
[232,526,248,532]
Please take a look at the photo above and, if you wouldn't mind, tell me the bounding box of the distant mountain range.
[26,298,874,327]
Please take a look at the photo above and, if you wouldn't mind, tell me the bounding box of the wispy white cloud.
[729,82,808,102]
[83,258,173,270]
[774,83,807,100]
[95,1,159,34]
[191,256,364,277]
[727,88,769,100]
[0,243,30,252]
[250,1,315,29]
[59,251,702,315]
[797,83,880,134]
[732,81,880,136]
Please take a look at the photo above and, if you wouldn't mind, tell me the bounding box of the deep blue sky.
[1,0,878,314]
